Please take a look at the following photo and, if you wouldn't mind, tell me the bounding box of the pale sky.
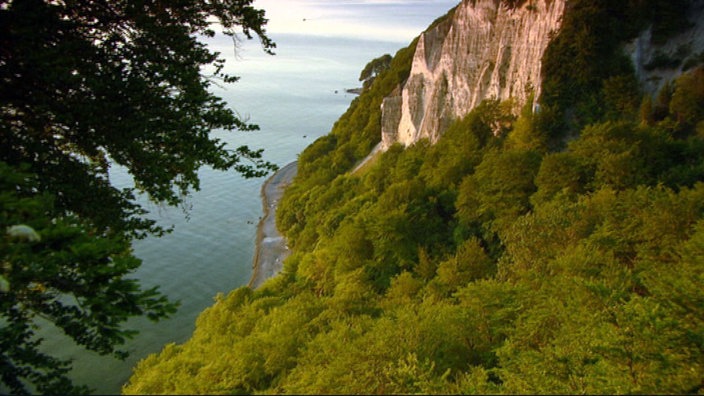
[253,0,459,43]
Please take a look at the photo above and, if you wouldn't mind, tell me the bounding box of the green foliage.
[0,0,274,393]
[532,152,588,204]
[291,39,419,184]
[0,163,177,394]
[538,0,695,138]
[456,148,542,240]
[359,54,393,91]
[492,184,704,394]
[669,66,704,131]
[1,0,277,236]
[435,238,494,295]
[568,121,671,189]
[505,93,548,152]
[602,74,642,121]
[125,6,704,395]
[540,0,698,140]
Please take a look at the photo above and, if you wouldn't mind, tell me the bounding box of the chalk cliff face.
[381,0,565,149]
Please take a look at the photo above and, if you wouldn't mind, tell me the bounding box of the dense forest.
[124,1,704,394]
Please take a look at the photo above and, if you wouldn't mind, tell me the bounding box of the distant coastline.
[248,161,298,289]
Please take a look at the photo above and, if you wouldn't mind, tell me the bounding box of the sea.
[30,2,459,394]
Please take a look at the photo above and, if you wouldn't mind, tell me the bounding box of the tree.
[0,0,276,393]
[359,54,392,91]
[0,163,177,394]
[456,149,542,237]
[505,93,549,152]
[669,66,704,132]
[532,152,587,205]
[436,238,494,292]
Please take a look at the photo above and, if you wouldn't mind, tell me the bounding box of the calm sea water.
[33,1,459,393]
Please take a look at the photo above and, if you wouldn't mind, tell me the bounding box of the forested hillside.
[124,1,704,394]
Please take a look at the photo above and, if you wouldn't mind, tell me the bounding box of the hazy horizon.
[253,0,459,43]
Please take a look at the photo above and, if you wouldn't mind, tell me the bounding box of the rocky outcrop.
[625,0,704,97]
[381,0,565,149]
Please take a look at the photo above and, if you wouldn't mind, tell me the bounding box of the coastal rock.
[625,0,704,97]
[381,0,565,149]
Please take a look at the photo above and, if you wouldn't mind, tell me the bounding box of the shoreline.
[248,161,298,289]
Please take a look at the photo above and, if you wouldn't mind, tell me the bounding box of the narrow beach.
[248,161,297,289]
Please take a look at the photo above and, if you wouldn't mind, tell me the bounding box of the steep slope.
[123,1,704,394]
[626,0,704,96]
[381,0,565,149]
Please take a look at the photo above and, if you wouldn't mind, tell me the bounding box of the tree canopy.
[359,54,392,91]
[127,64,704,396]
[0,0,275,393]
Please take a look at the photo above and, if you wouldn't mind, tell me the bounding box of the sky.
[252,0,460,43]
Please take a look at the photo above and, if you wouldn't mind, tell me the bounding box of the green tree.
[359,54,393,91]
[532,152,588,205]
[436,238,494,293]
[602,74,641,121]
[0,163,176,394]
[505,92,548,152]
[540,0,642,134]
[669,66,704,132]
[640,95,655,125]
[385,271,424,305]
[0,0,275,393]
[456,149,542,237]
[568,121,685,190]
[419,107,490,190]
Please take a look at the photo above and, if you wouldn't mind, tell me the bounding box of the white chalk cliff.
[381,0,565,149]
